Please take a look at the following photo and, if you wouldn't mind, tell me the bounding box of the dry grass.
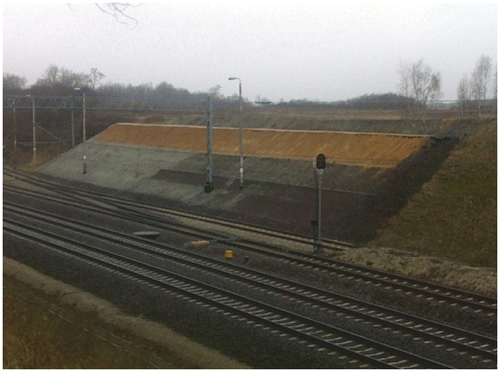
[371,119,497,267]
[3,275,183,369]
[3,144,68,173]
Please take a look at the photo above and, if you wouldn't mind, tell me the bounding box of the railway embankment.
[36,122,441,244]
[34,122,484,250]
[369,118,497,268]
[4,115,496,368]
[33,117,495,268]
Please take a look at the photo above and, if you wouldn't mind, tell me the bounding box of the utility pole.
[74,88,86,142]
[32,96,36,163]
[229,77,244,189]
[205,95,214,193]
[238,81,243,189]
[70,96,75,147]
[13,105,17,151]
[83,91,86,142]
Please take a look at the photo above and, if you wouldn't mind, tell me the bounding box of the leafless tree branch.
[95,3,139,27]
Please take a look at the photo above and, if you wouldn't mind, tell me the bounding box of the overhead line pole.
[83,91,86,142]
[205,95,214,193]
[74,88,86,143]
[13,105,17,151]
[32,96,36,163]
[229,77,244,189]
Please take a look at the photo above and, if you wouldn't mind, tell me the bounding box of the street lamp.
[74,88,86,142]
[229,77,244,189]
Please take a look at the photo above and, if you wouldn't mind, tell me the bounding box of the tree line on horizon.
[0,66,426,113]
[3,55,496,115]
[2,65,413,109]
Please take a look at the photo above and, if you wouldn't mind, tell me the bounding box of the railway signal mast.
[315,154,326,253]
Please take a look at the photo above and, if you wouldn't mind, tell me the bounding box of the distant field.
[140,108,457,134]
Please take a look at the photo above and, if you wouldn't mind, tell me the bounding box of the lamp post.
[74,88,86,142]
[229,77,244,189]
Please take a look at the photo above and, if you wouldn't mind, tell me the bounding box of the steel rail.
[4,201,497,364]
[4,167,497,306]
[3,180,497,315]
[85,193,351,249]
[3,183,222,240]
[3,218,453,369]
[2,182,347,255]
[3,167,349,249]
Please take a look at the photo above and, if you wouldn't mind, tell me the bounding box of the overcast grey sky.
[3,3,497,102]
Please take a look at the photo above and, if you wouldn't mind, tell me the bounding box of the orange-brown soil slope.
[94,123,429,168]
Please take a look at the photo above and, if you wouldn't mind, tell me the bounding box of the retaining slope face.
[37,123,457,245]
[95,123,428,167]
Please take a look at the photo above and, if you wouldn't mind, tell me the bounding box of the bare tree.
[208,85,223,99]
[45,65,59,85]
[457,74,471,118]
[95,3,138,26]
[398,59,442,120]
[60,67,82,87]
[471,54,492,116]
[3,73,27,93]
[457,74,470,101]
[89,67,105,89]
[34,65,92,94]
[493,67,497,100]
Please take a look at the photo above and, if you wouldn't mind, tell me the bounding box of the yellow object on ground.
[186,240,210,247]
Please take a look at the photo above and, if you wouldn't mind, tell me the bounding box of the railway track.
[4,201,497,368]
[4,177,497,317]
[3,167,350,251]
[3,213,489,369]
[3,168,497,367]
